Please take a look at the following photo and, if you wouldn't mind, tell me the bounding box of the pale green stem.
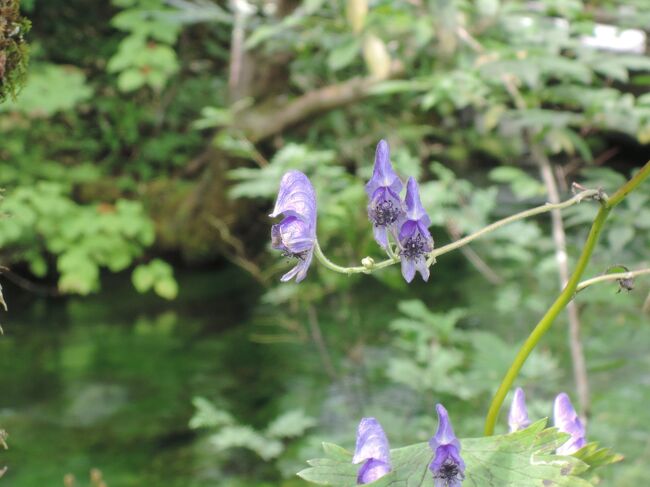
[313,189,600,274]
[576,268,650,293]
[484,161,650,435]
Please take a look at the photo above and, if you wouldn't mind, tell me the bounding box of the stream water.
[0,266,291,486]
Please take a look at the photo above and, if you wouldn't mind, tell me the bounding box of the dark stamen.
[401,233,426,259]
[434,460,464,485]
[372,199,400,227]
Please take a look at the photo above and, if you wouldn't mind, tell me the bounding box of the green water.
[0,267,294,486]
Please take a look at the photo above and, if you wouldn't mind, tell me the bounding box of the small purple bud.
[508,387,531,433]
[554,393,587,455]
[270,171,317,283]
[352,418,391,484]
[429,404,465,487]
[365,140,405,250]
[398,178,433,283]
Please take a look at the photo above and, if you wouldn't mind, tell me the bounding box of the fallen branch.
[234,62,403,142]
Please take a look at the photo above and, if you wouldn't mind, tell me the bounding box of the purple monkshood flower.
[365,140,405,250]
[398,177,434,283]
[352,417,392,484]
[554,393,587,455]
[508,387,531,433]
[270,170,317,283]
[429,404,465,487]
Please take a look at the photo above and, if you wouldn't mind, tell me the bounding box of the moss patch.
[0,0,30,102]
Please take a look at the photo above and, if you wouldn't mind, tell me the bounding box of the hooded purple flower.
[270,171,317,283]
[398,178,434,282]
[352,417,391,484]
[554,393,586,455]
[508,387,531,433]
[429,404,465,487]
[365,140,404,250]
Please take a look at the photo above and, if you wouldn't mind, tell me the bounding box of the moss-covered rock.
[0,0,30,102]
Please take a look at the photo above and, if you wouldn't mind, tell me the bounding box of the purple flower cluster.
[352,404,464,485]
[270,140,434,283]
[365,140,433,282]
[508,388,587,455]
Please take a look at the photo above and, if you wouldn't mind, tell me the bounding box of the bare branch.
[234,62,403,142]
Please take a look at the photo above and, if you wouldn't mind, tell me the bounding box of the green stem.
[576,267,650,293]
[313,189,600,275]
[483,161,650,436]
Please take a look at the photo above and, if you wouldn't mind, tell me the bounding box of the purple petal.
[373,226,389,250]
[404,177,429,222]
[508,387,531,433]
[430,404,460,450]
[270,171,317,230]
[353,418,391,466]
[270,171,317,283]
[365,140,402,197]
[554,393,586,455]
[357,458,391,485]
[271,216,314,254]
[398,219,418,242]
[414,257,430,282]
[429,443,466,476]
[416,220,434,249]
[400,258,416,283]
[280,248,314,283]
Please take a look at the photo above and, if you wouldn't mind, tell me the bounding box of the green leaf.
[0,64,93,116]
[327,38,361,72]
[154,277,178,300]
[266,409,317,439]
[209,425,284,460]
[489,167,544,199]
[572,442,624,470]
[118,68,146,92]
[189,397,235,430]
[298,420,594,486]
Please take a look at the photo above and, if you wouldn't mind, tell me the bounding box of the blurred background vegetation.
[0,0,649,485]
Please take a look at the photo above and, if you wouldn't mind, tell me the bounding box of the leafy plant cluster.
[1,0,649,484]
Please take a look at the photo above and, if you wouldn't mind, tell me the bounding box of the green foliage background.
[0,0,649,485]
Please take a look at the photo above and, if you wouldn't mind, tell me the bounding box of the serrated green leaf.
[266,409,316,438]
[189,396,235,429]
[298,421,594,486]
[572,442,624,469]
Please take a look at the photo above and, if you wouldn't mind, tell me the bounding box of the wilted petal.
[554,393,586,455]
[365,140,402,197]
[508,387,531,433]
